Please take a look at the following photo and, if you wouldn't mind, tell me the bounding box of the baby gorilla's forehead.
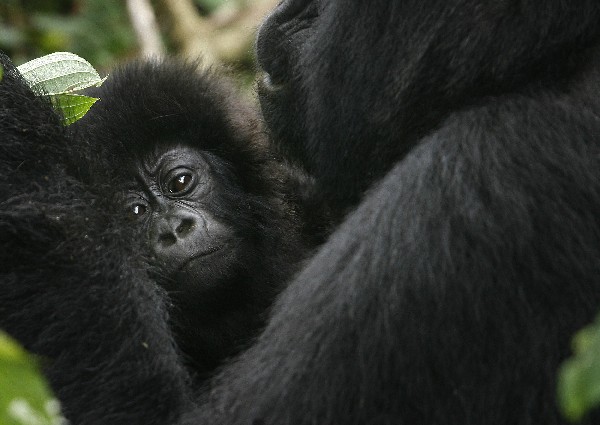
[138,143,212,180]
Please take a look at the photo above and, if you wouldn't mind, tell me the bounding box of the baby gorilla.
[70,59,308,381]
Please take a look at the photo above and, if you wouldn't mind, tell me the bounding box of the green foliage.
[0,0,260,86]
[0,332,64,425]
[194,0,240,14]
[558,315,600,422]
[17,52,105,125]
[0,0,135,70]
[50,93,99,125]
[17,52,106,94]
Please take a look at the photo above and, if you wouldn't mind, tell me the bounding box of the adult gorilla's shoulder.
[190,2,600,425]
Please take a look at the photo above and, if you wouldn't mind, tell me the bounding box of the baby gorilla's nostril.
[158,232,177,247]
[176,218,194,236]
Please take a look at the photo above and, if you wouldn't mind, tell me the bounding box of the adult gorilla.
[188,1,600,424]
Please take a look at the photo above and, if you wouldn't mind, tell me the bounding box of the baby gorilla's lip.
[178,245,223,271]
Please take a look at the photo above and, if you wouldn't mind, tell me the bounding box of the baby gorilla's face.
[123,143,239,292]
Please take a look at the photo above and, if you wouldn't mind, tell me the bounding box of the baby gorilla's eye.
[128,204,147,221]
[168,173,193,194]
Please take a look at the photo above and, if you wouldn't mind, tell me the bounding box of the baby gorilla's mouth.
[165,244,232,291]
[180,246,223,270]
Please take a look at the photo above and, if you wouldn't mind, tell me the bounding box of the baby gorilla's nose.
[153,213,201,255]
[175,217,194,236]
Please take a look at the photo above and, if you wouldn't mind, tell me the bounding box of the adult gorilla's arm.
[189,93,600,424]
[0,56,192,425]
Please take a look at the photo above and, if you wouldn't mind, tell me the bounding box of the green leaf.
[15,52,106,125]
[0,64,3,82]
[51,93,99,126]
[558,315,600,422]
[0,332,64,425]
[16,52,107,95]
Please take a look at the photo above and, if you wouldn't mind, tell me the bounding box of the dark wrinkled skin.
[125,145,237,289]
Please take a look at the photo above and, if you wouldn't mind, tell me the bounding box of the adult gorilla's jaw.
[255,0,317,169]
[255,0,321,96]
[256,76,309,169]
[255,0,306,88]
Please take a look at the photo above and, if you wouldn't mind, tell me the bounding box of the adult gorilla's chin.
[254,1,323,181]
[256,72,312,179]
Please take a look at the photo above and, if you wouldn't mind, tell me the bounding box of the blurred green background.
[0,0,277,84]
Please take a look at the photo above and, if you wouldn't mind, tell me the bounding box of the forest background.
[0,0,278,87]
